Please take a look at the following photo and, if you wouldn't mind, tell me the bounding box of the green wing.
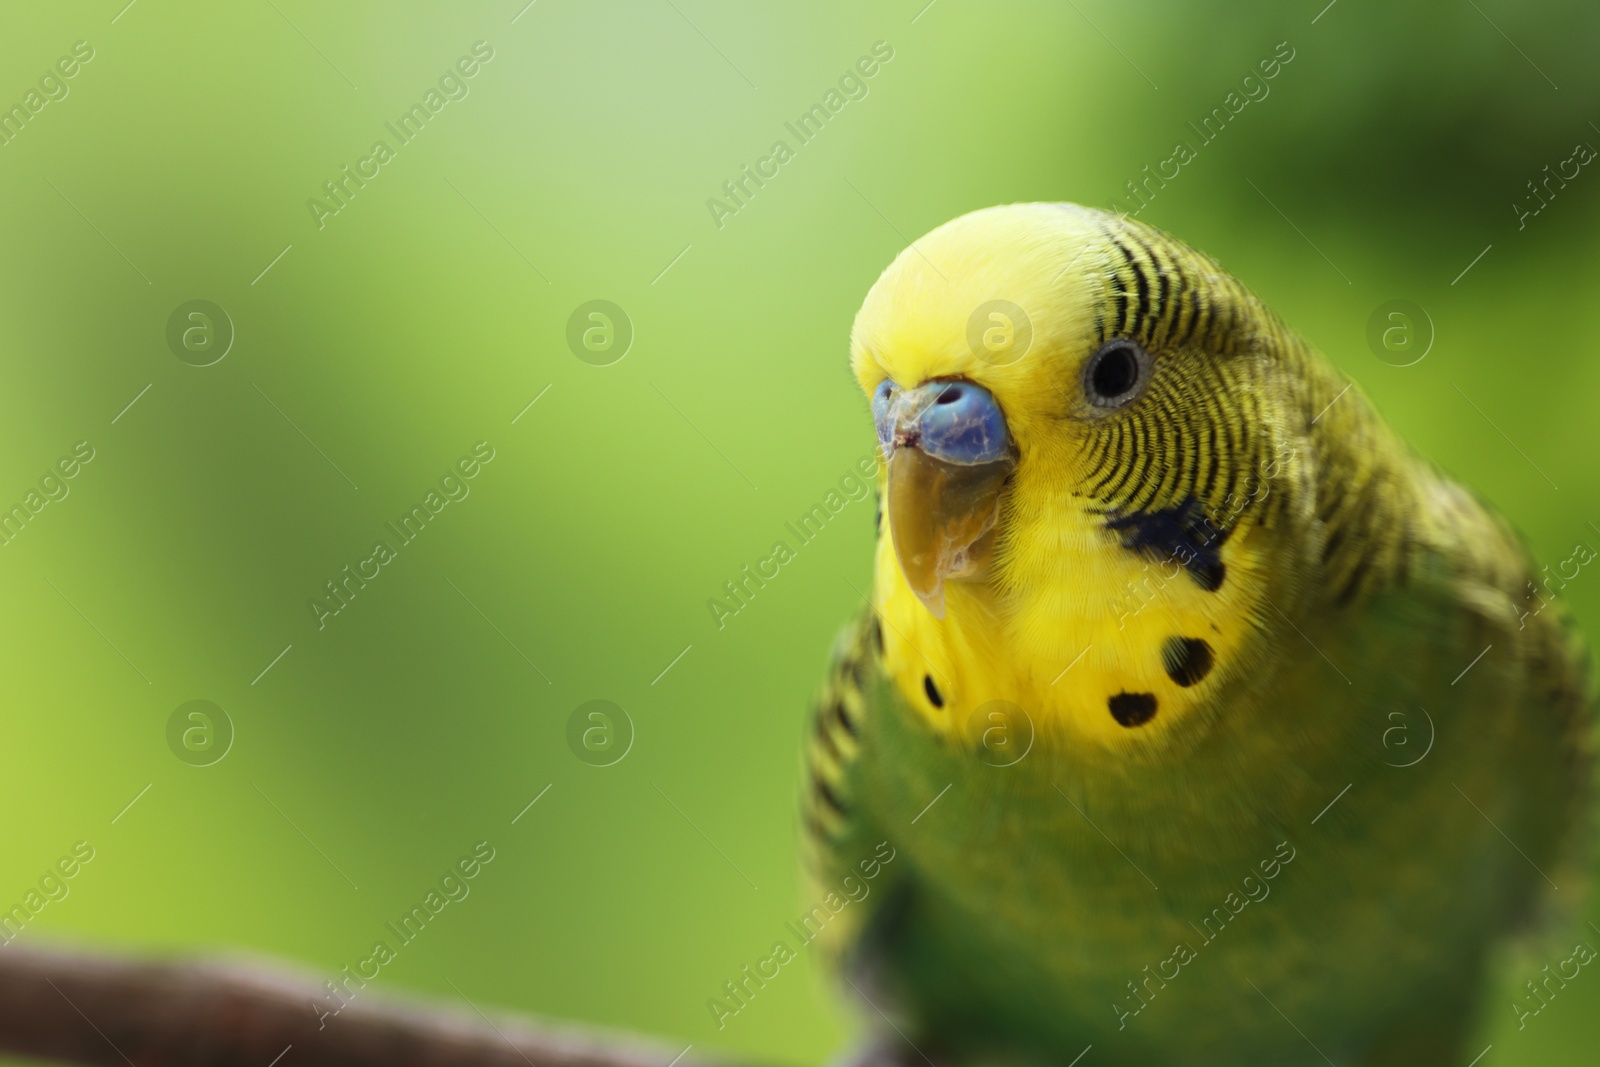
[800,614,909,979]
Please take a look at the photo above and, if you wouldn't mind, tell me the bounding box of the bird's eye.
[1084,340,1151,409]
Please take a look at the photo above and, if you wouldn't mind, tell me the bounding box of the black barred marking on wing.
[1336,551,1374,608]
[814,777,846,817]
[804,763,849,848]
[813,710,843,763]
[802,615,877,854]
[833,698,859,738]
[1313,456,1417,607]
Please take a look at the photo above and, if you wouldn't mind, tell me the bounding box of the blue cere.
[875,379,1011,466]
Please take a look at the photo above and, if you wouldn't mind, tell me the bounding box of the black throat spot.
[1103,497,1229,591]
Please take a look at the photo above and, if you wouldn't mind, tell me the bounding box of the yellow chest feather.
[873,492,1276,753]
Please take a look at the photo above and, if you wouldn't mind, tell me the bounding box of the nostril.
[908,379,1010,466]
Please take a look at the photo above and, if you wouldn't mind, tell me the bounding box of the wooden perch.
[0,942,725,1067]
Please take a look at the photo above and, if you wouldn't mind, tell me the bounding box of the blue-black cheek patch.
[1102,497,1229,592]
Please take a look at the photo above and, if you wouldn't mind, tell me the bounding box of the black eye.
[1084,340,1150,408]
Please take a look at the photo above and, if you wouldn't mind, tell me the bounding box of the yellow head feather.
[850,202,1359,755]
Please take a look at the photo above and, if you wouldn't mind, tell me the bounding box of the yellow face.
[851,203,1303,757]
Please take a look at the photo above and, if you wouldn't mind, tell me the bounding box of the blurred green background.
[1,0,1598,1063]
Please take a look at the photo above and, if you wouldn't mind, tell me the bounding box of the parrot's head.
[851,202,1327,754]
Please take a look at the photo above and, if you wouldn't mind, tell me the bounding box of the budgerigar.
[801,203,1593,1066]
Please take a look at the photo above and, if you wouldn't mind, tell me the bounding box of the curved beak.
[876,380,1014,618]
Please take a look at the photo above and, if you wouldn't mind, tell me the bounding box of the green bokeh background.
[1,1,1598,1063]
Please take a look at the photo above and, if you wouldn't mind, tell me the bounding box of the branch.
[0,941,728,1067]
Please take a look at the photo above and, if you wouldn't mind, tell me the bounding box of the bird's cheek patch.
[1103,498,1230,593]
